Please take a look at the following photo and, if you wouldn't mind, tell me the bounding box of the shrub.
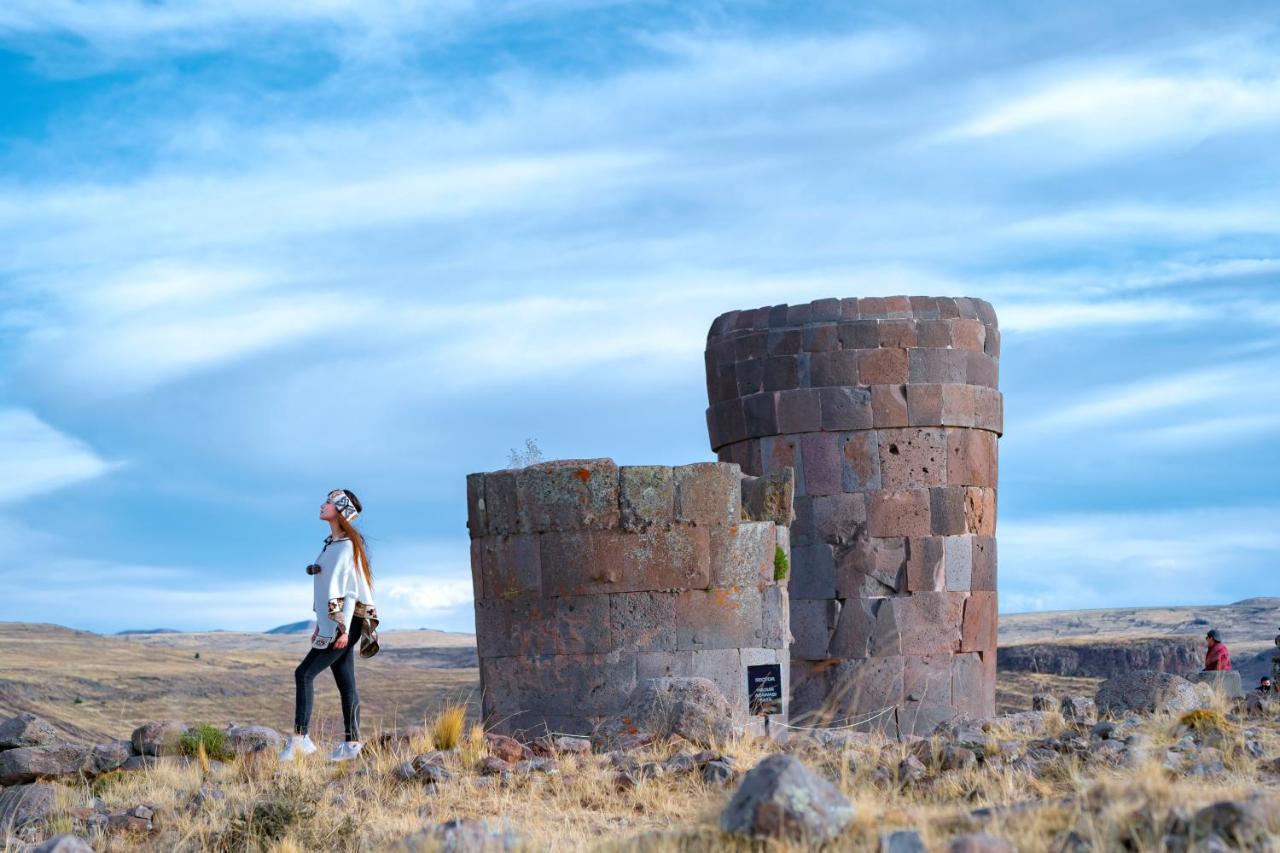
[431,704,467,750]
[773,546,789,581]
[179,723,234,762]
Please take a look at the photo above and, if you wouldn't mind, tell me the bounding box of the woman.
[280,488,380,762]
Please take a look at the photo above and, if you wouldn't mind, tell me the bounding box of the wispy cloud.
[0,409,117,502]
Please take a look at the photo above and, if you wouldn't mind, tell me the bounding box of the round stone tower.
[703,296,1001,736]
[467,458,793,739]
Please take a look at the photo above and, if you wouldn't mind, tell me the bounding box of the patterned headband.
[328,489,360,522]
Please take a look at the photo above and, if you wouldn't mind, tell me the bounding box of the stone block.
[674,462,741,527]
[819,386,873,430]
[837,319,880,350]
[951,653,988,719]
[909,295,940,319]
[540,526,710,596]
[945,428,997,487]
[811,493,867,547]
[966,351,999,388]
[767,329,802,356]
[688,648,747,709]
[961,592,997,652]
[906,383,943,425]
[944,534,973,592]
[789,543,836,599]
[878,319,917,348]
[734,331,767,362]
[971,536,997,591]
[610,591,678,652]
[474,534,541,600]
[834,535,904,596]
[735,357,764,396]
[908,347,967,384]
[760,435,804,493]
[859,296,888,319]
[810,350,860,387]
[776,389,822,434]
[839,430,882,492]
[799,432,842,496]
[709,521,775,589]
[940,383,978,427]
[484,470,521,535]
[825,656,905,733]
[478,595,612,657]
[905,536,945,592]
[619,465,675,532]
[973,386,1004,434]
[466,473,488,538]
[870,384,909,427]
[973,298,998,328]
[984,326,1001,358]
[898,593,964,655]
[858,347,908,385]
[867,489,931,537]
[786,303,813,325]
[481,652,637,717]
[953,297,979,320]
[915,319,951,348]
[763,356,801,391]
[928,486,966,535]
[803,323,839,352]
[830,596,901,658]
[742,392,779,438]
[950,319,987,352]
[719,438,762,477]
[741,469,795,526]
[789,495,815,545]
[904,654,953,707]
[709,311,737,337]
[935,297,960,319]
[811,297,841,322]
[791,598,840,659]
[516,459,621,533]
[714,361,738,403]
[878,427,948,489]
[883,295,911,318]
[900,700,956,737]
[674,587,765,650]
[762,583,790,649]
[709,398,746,449]
[964,486,997,535]
[635,650,692,682]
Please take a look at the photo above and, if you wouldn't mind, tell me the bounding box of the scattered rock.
[1245,693,1271,716]
[720,754,855,842]
[997,711,1052,736]
[1096,671,1204,715]
[632,677,734,747]
[701,760,735,786]
[0,713,59,750]
[0,742,89,785]
[88,740,132,775]
[940,746,977,772]
[1031,694,1057,711]
[1190,800,1267,847]
[130,720,189,757]
[551,735,591,755]
[664,753,698,774]
[188,783,226,811]
[477,756,512,776]
[1185,747,1226,778]
[0,781,57,834]
[1059,696,1097,725]
[483,733,532,763]
[1091,721,1116,740]
[399,818,522,852]
[880,828,927,852]
[948,833,1015,852]
[223,725,283,755]
[897,755,927,786]
[28,835,95,853]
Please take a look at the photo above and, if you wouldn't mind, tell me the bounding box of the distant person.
[1258,676,1274,695]
[279,489,380,763]
[1203,629,1231,672]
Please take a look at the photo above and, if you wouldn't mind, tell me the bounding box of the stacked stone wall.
[467,458,792,739]
[703,295,1001,736]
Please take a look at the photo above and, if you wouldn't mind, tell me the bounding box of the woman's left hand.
[333,633,349,649]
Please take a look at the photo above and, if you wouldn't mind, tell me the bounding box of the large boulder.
[0,713,59,750]
[1188,671,1245,700]
[1060,696,1098,725]
[30,835,95,853]
[720,753,855,842]
[223,725,283,755]
[0,742,89,785]
[88,740,133,775]
[632,677,733,747]
[1095,671,1205,715]
[131,720,189,756]
[0,781,58,834]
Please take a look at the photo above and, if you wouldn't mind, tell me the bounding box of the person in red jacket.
[1204,629,1232,671]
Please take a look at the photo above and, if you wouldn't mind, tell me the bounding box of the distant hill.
[265,620,314,634]
[116,628,181,635]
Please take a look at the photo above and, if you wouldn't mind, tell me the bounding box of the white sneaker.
[327,741,363,762]
[279,734,318,761]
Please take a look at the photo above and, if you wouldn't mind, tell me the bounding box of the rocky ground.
[2,671,1279,852]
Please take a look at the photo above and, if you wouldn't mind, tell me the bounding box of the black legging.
[294,616,364,742]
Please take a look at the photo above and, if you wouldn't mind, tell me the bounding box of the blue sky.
[1,1,1277,633]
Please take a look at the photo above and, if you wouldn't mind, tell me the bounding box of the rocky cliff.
[997,636,1201,678]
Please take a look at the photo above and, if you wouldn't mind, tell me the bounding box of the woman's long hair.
[335,490,373,590]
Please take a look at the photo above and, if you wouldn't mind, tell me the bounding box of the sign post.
[747,663,783,736]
